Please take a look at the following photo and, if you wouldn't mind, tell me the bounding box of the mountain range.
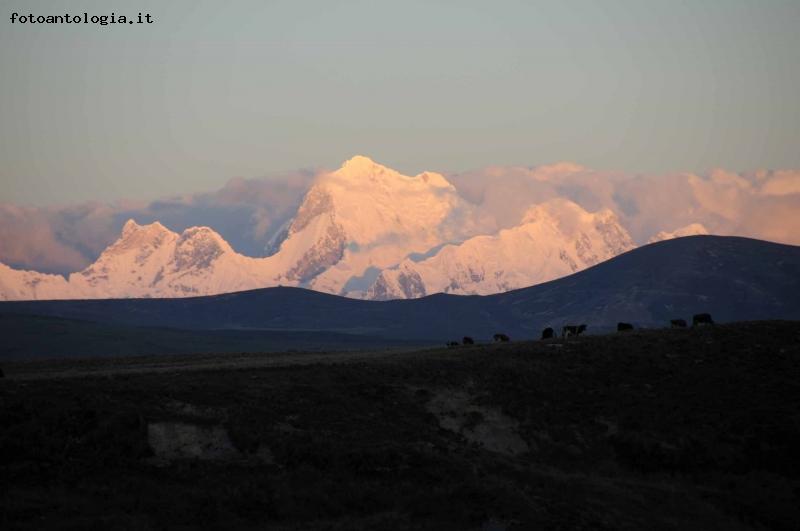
[0,156,664,301]
[3,236,798,343]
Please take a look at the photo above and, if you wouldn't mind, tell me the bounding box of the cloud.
[0,205,90,274]
[756,170,800,197]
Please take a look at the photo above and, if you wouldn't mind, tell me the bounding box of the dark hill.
[2,236,798,340]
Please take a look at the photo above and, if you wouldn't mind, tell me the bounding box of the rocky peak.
[173,227,231,271]
[288,186,335,236]
[120,218,169,238]
[105,219,174,256]
[121,218,141,236]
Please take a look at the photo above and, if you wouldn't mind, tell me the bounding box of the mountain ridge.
[0,156,639,301]
[3,236,798,340]
[368,199,635,299]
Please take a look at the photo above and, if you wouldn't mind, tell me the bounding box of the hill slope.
[2,321,799,530]
[1,236,798,340]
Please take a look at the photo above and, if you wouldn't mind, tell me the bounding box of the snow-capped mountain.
[1,218,296,301]
[367,199,635,299]
[0,156,483,300]
[0,262,73,301]
[273,155,484,295]
[648,223,709,243]
[66,220,282,298]
[0,156,647,301]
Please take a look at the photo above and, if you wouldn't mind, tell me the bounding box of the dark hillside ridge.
[2,236,798,340]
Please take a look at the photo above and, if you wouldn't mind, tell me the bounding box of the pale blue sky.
[1,0,798,204]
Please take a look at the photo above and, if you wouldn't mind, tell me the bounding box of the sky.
[1,0,798,205]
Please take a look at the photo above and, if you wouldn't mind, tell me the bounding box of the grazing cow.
[670,319,687,328]
[617,322,634,332]
[692,313,714,326]
[462,336,475,345]
[446,341,459,348]
[562,324,587,338]
[493,333,510,342]
[541,327,555,340]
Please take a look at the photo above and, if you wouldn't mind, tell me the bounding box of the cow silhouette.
[493,333,510,342]
[692,313,714,326]
[617,322,634,332]
[446,341,460,348]
[541,327,555,340]
[562,324,587,338]
[462,336,475,345]
[670,319,687,328]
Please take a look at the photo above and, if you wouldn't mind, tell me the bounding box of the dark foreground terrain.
[2,321,799,530]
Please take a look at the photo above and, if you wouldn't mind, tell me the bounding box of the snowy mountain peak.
[333,156,452,189]
[108,219,175,256]
[122,218,140,235]
[279,156,477,295]
[335,155,400,181]
[649,223,710,243]
[307,156,469,246]
[415,171,453,189]
[55,220,280,299]
[0,260,72,301]
[121,218,169,238]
